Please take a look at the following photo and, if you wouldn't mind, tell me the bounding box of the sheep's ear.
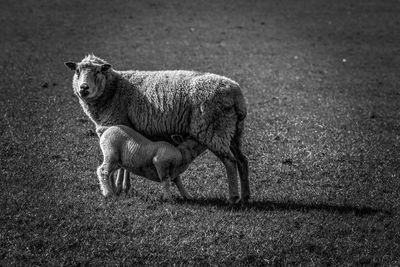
[101,64,112,72]
[64,62,77,71]
[171,134,184,144]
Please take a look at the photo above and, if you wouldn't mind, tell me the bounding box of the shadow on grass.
[176,197,392,216]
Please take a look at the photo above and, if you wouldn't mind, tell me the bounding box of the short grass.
[1,0,400,265]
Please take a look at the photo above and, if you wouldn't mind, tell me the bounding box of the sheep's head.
[64,55,111,101]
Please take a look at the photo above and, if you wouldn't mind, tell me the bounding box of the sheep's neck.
[82,73,130,128]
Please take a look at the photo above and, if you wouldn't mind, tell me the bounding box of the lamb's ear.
[171,134,184,144]
[64,62,77,71]
[101,64,112,72]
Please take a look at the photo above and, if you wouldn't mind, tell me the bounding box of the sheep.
[65,54,249,203]
[97,125,203,200]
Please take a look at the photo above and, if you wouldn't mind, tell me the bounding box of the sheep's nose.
[80,83,89,90]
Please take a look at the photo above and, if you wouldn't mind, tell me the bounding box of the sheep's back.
[122,70,240,140]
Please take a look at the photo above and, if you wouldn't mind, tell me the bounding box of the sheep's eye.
[75,69,80,75]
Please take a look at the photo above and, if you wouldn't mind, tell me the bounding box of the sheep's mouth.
[79,90,90,98]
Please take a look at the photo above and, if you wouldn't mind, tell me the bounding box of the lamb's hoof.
[228,195,241,205]
[122,178,131,194]
[122,187,130,194]
[114,187,122,196]
[182,194,192,201]
[240,195,250,205]
[102,191,114,198]
[161,195,172,202]
[101,185,115,198]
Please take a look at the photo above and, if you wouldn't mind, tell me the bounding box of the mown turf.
[1,0,400,265]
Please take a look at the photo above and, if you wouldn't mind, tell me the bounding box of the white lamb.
[97,125,203,200]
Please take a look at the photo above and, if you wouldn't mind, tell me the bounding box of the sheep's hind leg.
[174,176,192,200]
[210,146,240,204]
[220,156,240,204]
[230,120,250,203]
[205,130,240,204]
[230,144,250,203]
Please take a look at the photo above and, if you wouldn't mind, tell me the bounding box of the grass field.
[1,0,400,265]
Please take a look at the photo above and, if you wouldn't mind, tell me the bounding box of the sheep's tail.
[232,84,247,122]
[232,84,247,148]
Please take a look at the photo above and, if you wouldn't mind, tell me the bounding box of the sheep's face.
[65,62,111,100]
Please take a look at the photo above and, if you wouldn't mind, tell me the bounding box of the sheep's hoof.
[228,195,241,205]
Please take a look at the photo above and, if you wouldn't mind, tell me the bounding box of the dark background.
[1,0,399,265]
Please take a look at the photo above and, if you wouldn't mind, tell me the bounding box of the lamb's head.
[64,54,111,101]
[172,135,207,162]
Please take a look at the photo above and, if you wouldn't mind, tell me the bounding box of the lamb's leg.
[161,177,172,201]
[153,157,173,201]
[122,169,131,194]
[114,169,123,196]
[174,176,192,200]
[97,162,117,197]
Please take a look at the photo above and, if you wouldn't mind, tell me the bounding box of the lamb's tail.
[96,126,110,138]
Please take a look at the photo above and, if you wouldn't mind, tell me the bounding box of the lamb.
[65,54,249,203]
[96,125,203,200]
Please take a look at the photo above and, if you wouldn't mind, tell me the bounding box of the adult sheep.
[65,54,249,203]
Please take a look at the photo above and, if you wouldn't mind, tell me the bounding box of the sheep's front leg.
[174,176,192,200]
